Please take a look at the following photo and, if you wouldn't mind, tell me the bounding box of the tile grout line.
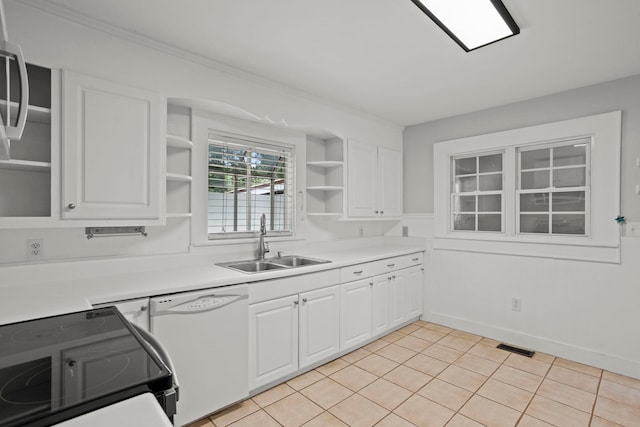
[588,369,604,427]
[512,353,555,426]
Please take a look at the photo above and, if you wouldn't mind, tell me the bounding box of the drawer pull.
[353,270,363,275]
[387,263,395,268]
[412,257,419,262]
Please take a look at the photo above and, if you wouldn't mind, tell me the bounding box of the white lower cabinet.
[339,279,373,351]
[371,274,390,336]
[249,295,299,391]
[299,286,340,368]
[405,266,424,319]
[389,271,406,329]
[249,286,340,391]
[390,265,424,328]
[93,298,150,332]
[248,252,424,392]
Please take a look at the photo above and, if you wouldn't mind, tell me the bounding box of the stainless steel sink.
[221,260,287,273]
[217,255,330,273]
[270,255,331,267]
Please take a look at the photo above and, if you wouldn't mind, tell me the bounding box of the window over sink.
[207,133,294,240]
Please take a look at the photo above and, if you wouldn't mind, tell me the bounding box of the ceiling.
[20,0,640,126]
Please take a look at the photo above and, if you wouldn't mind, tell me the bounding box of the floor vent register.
[496,343,535,358]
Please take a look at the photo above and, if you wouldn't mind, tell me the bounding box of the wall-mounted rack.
[85,226,148,239]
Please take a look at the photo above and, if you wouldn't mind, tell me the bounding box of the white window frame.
[450,151,505,233]
[207,134,295,240]
[190,110,307,247]
[434,111,622,263]
[516,139,591,237]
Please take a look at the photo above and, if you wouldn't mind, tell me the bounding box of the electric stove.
[0,307,175,426]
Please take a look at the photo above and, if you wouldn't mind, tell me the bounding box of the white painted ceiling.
[22,0,640,126]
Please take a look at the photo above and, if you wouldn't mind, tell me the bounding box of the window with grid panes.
[451,153,504,232]
[434,111,620,262]
[207,135,294,239]
[518,139,589,235]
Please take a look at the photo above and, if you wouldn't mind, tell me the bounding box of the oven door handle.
[132,324,180,400]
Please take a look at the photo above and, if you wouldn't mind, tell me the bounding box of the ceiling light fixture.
[410,0,520,52]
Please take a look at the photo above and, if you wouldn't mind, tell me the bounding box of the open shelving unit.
[0,63,56,225]
[166,107,193,219]
[306,136,344,217]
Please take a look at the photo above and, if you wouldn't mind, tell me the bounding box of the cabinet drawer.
[396,252,424,270]
[249,270,340,304]
[379,253,423,272]
[340,262,382,282]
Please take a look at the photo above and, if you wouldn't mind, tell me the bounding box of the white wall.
[0,2,403,265]
[401,75,640,378]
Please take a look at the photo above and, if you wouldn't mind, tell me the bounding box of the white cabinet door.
[62,71,164,220]
[347,141,403,218]
[299,286,340,368]
[93,298,149,332]
[249,295,299,390]
[404,266,424,319]
[389,273,406,328]
[339,278,372,351]
[378,147,403,218]
[371,275,390,336]
[347,140,377,217]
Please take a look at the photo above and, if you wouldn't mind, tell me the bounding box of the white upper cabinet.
[377,147,403,218]
[346,140,377,217]
[347,140,402,218]
[61,71,165,221]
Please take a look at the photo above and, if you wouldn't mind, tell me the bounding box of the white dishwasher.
[150,284,249,427]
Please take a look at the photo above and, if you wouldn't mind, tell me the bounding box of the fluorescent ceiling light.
[410,0,520,51]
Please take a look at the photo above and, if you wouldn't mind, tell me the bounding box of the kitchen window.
[434,111,621,263]
[207,135,294,239]
[451,153,504,232]
[517,139,589,236]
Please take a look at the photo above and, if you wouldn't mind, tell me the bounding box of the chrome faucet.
[257,213,270,259]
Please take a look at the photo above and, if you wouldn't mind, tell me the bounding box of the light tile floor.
[188,321,640,427]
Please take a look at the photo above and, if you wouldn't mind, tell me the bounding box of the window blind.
[207,135,294,239]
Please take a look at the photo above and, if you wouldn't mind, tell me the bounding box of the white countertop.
[0,237,426,324]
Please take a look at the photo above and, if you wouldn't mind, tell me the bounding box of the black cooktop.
[0,308,173,427]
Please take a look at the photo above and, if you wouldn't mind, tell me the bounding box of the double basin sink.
[218,255,331,273]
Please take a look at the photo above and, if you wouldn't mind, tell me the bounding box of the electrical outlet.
[626,222,640,237]
[511,298,522,312]
[402,226,409,237]
[27,239,44,261]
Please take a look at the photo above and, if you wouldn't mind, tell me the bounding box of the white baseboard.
[426,312,640,380]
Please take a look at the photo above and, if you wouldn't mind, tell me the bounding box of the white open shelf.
[306,160,343,168]
[166,172,192,182]
[167,134,193,149]
[0,101,51,124]
[306,185,343,191]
